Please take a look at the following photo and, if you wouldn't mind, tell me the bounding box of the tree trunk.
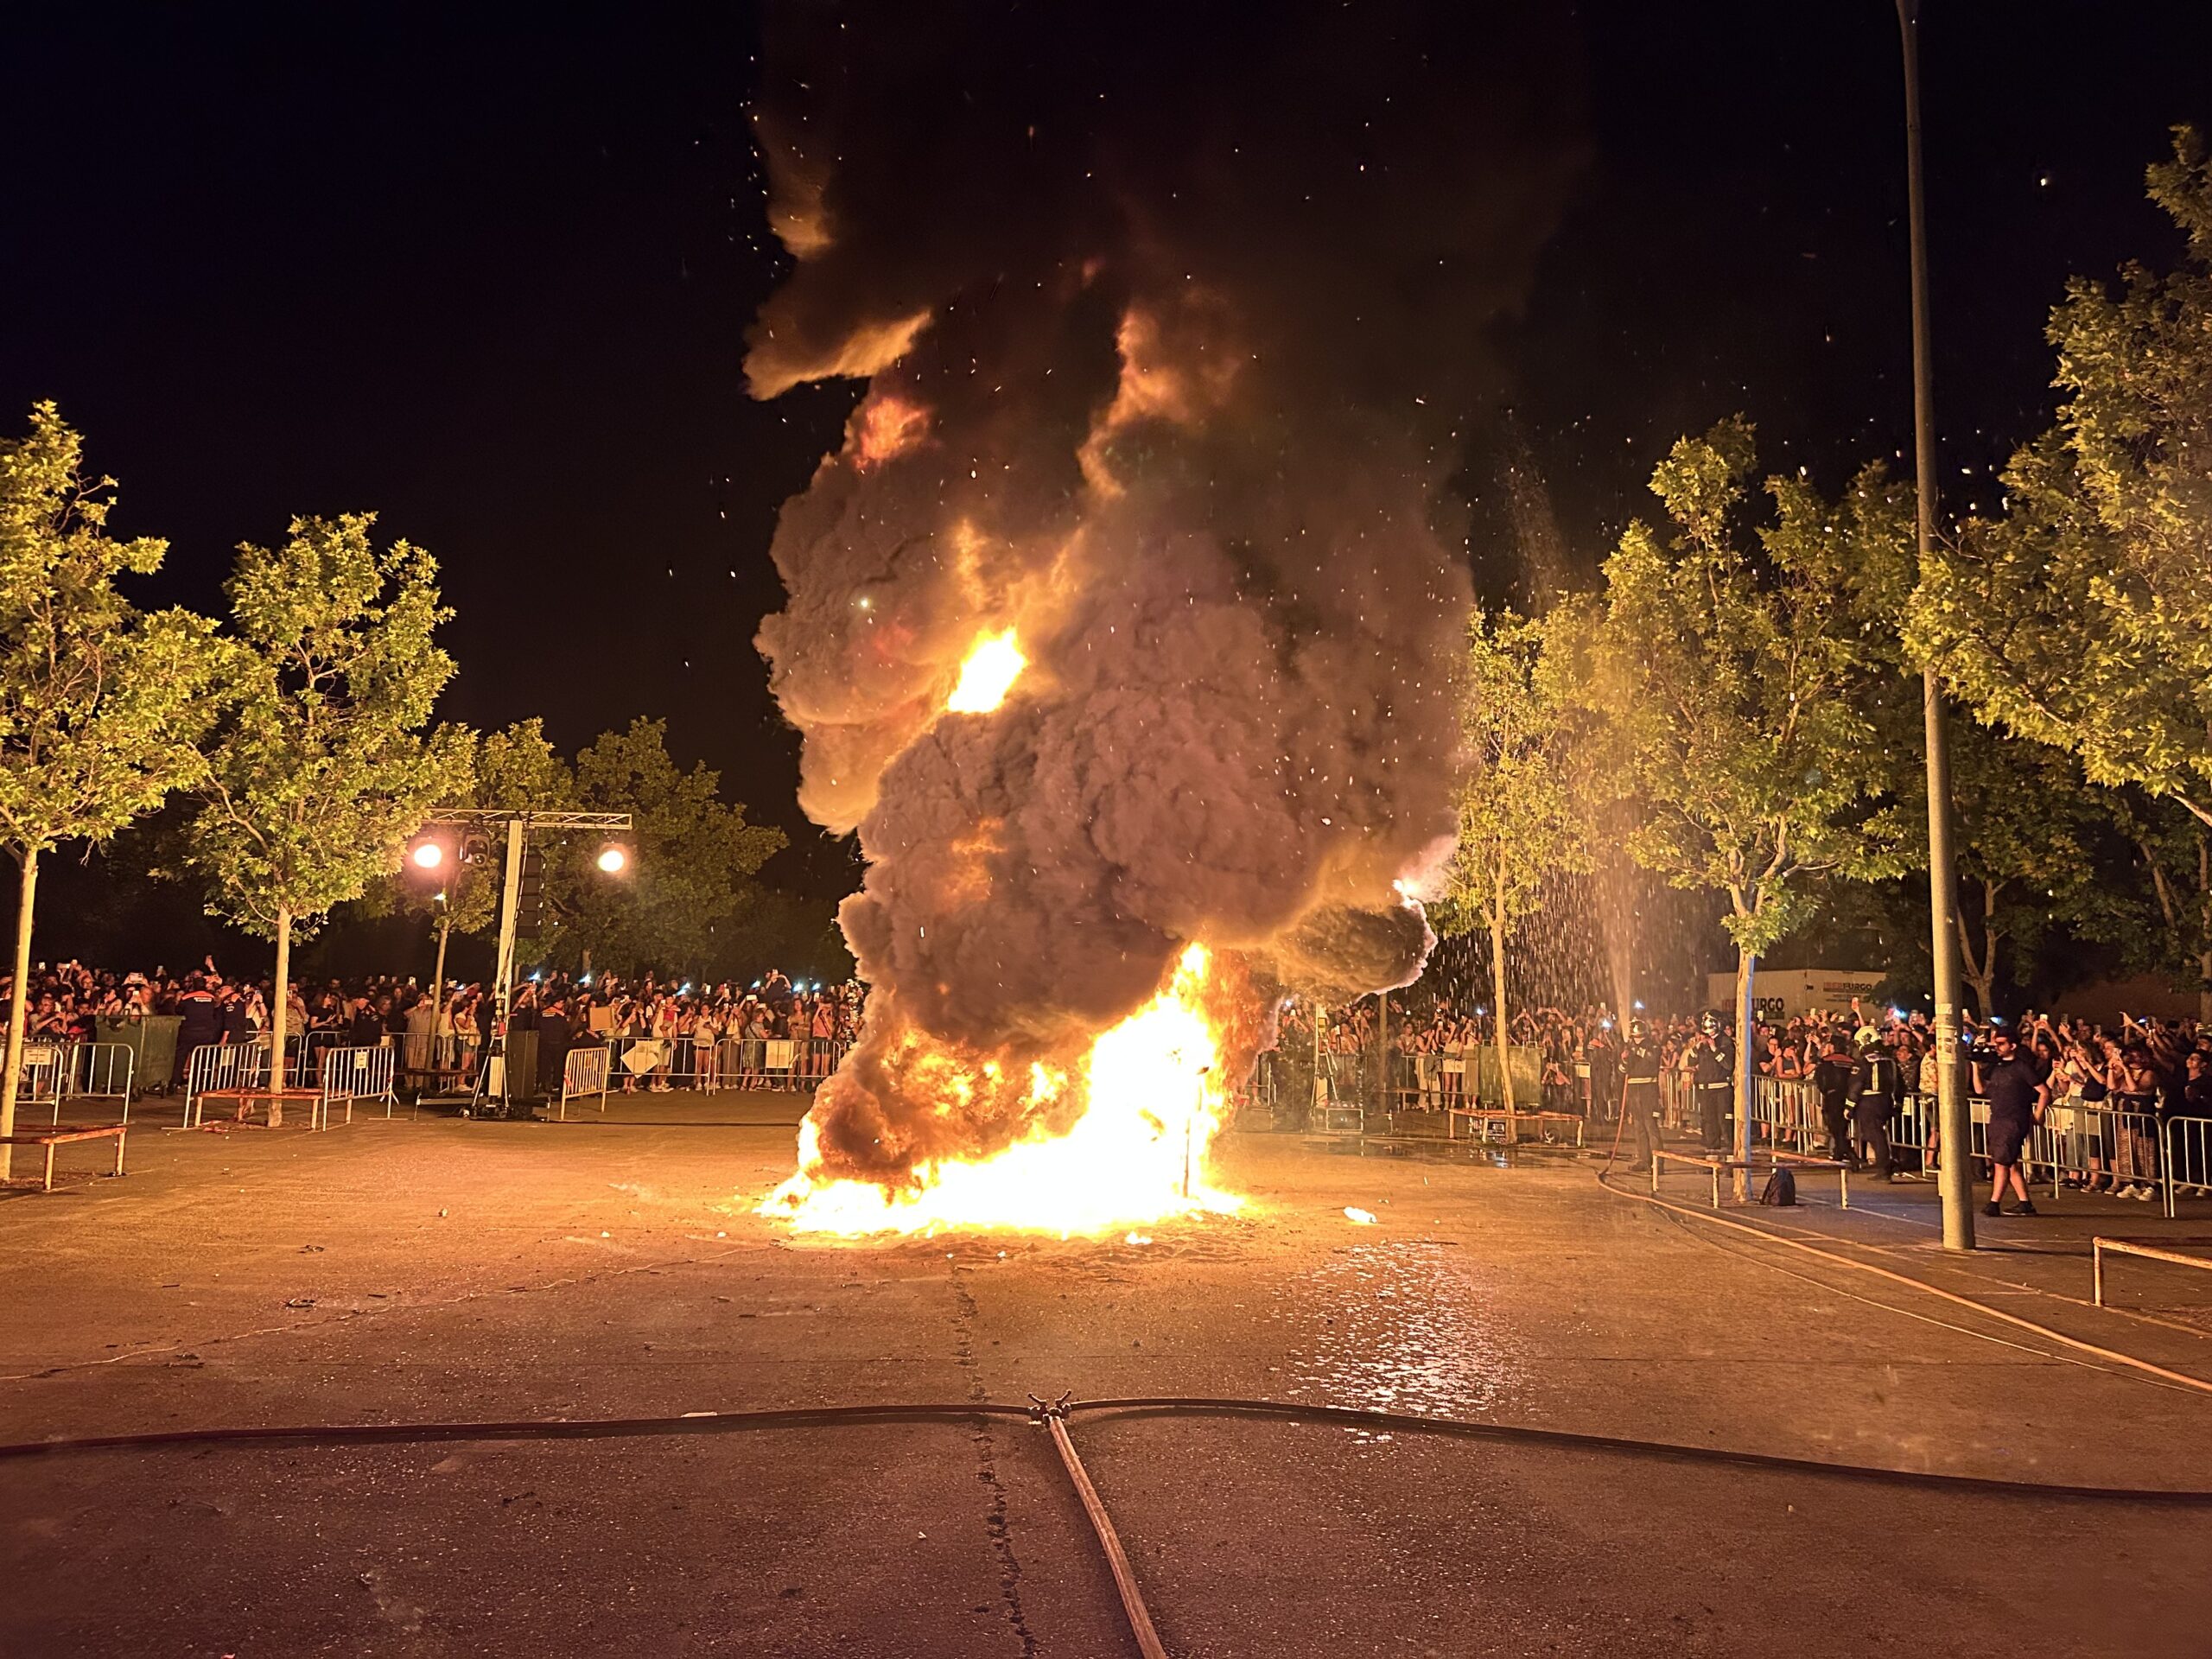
[2199,831,2211,1029]
[0,848,40,1183]
[430,916,452,1005]
[271,907,292,1092]
[1957,877,2000,1018]
[1490,873,1516,1135]
[1733,948,1757,1203]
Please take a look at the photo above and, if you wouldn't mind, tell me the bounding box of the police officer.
[1689,1012,1732,1153]
[1848,1028,1899,1178]
[1618,1020,1663,1172]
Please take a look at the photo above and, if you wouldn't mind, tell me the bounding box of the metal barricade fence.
[318,1044,396,1126]
[19,1042,67,1125]
[707,1035,848,1092]
[1236,1050,1280,1122]
[183,1042,273,1127]
[1891,1092,2166,1194]
[1748,1076,1823,1154]
[1892,1091,1930,1156]
[65,1041,136,1120]
[2164,1116,2212,1217]
[560,1045,612,1119]
[298,1030,355,1090]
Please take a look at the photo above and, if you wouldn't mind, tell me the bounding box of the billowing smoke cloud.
[750,2,1584,1184]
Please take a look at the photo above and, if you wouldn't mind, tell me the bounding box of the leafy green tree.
[536,718,785,977]
[1596,422,1906,1177]
[0,406,226,1173]
[1431,606,1592,1121]
[1930,727,2110,1016]
[186,515,470,1085]
[1911,130,2212,830]
[2100,792,2212,1023]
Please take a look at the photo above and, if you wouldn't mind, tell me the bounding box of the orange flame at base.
[762,944,1243,1236]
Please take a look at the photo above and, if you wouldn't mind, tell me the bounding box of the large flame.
[945,627,1027,714]
[761,944,1242,1236]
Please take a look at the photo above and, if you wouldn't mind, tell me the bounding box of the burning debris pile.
[747,2,1580,1232]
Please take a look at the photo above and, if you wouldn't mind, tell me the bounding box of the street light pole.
[1894,0,1974,1250]
[415,806,633,1115]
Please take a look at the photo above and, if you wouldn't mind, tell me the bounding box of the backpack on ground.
[1758,1166,1797,1206]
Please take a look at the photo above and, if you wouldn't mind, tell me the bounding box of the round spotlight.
[597,843,628,874]
[410,841,445,870]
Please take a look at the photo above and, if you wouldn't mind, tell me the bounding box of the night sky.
[7,2,2209,910]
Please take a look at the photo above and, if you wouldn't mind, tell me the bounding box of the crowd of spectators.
[1282,988,2211,1201]
[0,958,865,1094]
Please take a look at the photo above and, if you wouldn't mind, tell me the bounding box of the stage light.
[597,843,628,874]
[410,841,445,870]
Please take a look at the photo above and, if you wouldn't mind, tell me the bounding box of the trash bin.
[98,1015,182,1093]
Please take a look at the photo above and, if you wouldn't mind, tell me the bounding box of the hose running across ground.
[7,1176,2212,1656]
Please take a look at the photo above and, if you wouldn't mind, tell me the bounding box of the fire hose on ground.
[3,1386,2210,1657]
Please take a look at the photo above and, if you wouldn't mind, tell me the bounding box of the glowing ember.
[762,944,1243,1236]
[945,627,1027,714]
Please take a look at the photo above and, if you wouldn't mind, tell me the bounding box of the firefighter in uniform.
[1618,1021,1663,1172]
[1689,1012,1733,1153]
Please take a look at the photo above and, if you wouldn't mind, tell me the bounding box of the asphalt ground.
[1,1091,2209,1656]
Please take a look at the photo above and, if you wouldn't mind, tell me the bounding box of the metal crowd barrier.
[1234,1050,1280,1123]
[1747,1077,1824,1154]
[1657,1073,1700,1134]
[1881,1091,2175,1199]
[318,1044,397,1124]
[65,1042,136,1120]
[18,1043,67,1124]
[559,1046,612,1119]
[20,1042,139,1127]
[2162,1116,2212,1219]
[183,1042,273,1127]
[594,1033,849,1092]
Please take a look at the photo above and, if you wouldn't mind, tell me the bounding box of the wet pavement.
[0,1095,2208,1656]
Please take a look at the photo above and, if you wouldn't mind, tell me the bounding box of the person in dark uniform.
[1618,1021,1664,1172]
[1586,1026,1620,1122]
[1689,1014,1732,1153]
[1813,1038,1855,1165]
[1848,1028,1899,1179]
[346,995,384,1050]
[537,996,571,1096]
[1973,1026,2048,1217]
[175,971,222,1082]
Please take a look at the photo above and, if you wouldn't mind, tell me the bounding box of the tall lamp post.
[1894,0,1975,1250]
[414,807,633,1113]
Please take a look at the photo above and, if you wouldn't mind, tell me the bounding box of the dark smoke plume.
[750,2,1584,1184]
